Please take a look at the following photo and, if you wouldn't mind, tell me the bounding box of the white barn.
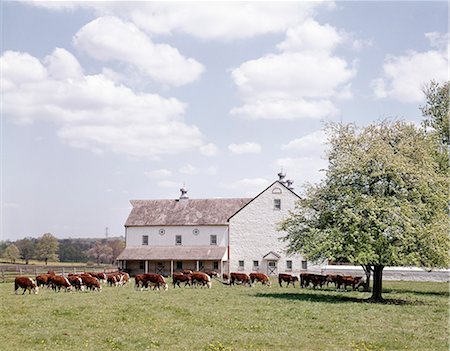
[117,172,317,276]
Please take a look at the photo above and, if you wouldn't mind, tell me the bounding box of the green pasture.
[0,279,448,351]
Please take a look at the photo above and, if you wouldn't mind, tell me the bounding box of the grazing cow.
[278,273,299,287]
[141,274,168,291]
[68,275,84,291]
[80,275,102,291]
[230,272,252,287]
[300,273,328,289]
[49,276,73,292]
[249,273,272,286]
[172,272,192,288]
[203,270,219,278]
[222,273,229,280]
[14,276,39,295]
[119,272,130,286]
[134,274,145,289]
[334,275,364,291]
[191,271,212,288]
[36,273,53,288]
[107,274,118,287]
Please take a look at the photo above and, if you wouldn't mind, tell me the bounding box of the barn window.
[286,260,293,270]
[198,261,204,270]
[213,261,219,270]
[272,187,282,194]
[238,260,244,270]
[274,199,281,210]
[210,235,217,245]
[176,261,183,270]
[139,261,145,270]
[253,260,259,268]
[142,235,149,245]
[175,235,182,245]
[301,260,308,270]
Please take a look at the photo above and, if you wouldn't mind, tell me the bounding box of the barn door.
[267,261,278,275]
[156,262,164,275]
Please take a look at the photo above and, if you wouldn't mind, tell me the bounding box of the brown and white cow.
[107,274,119,287]
[140,273,168,291]
[191,271,212,288]
[80,275,102,291]
[49,275,73,292]
[36,273,53,288]
[173,272,192,288]
[203,270,219,278]
[230,272,252,287]
[68,275,85,291]
[278,273,299,287]
[249,273,271,286]
[332,275,364,291]
[15,276,39,295]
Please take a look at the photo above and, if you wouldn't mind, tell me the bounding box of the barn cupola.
[286,179,294,191]
[277,170,287,186]
[179,186,189,200]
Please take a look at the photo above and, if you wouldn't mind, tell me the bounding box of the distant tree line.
[0,233,125,265]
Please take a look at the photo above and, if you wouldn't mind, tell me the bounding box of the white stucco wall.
[126,225,228,247]
[228,182,320,275]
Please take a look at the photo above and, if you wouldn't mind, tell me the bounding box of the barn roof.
[125,198,251,226]
[116,246,227,260]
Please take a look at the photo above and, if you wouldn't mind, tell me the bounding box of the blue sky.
[1,1,448,241]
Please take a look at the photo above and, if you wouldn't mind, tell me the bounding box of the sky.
[1,1,448,241]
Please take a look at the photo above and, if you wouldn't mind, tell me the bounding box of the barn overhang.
[117,246,227,261]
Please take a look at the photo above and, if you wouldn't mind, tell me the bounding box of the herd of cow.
[14,270,130,295]
[13,270,364,295]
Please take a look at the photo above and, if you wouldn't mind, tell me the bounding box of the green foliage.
[16,237,37,264]
[35,233,59,263]
[420,80,449,172]
[3,244,20,263]
[281,120,449,269]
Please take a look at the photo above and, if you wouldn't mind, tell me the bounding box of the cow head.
[32,285,39,294]
[163,283,168,291]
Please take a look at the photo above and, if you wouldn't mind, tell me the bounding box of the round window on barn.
[193,228,200,236]
[159,228,165,236]
[272,187,282,194]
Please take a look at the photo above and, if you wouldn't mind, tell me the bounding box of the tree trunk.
[370,265,384,302]
[361,265,372,292]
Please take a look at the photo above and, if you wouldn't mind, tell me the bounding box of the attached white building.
[117,172,314,276]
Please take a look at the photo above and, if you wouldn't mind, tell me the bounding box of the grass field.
[0,279,448,351]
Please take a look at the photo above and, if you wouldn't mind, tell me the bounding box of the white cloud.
[1,49,208,158]
[145,169,173,178]
[73,16,204,87]
[199,143,219,157]
[231,20,355,120]
[30,2,326,41]
[371,32,448,103]
[228,142,262,154]
[281,130,328,157]
[277,19,342,54]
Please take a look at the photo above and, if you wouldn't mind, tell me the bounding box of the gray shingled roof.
[125,198,251,226]
[117,246,227,260]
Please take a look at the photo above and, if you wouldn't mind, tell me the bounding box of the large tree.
[3,244,20,263]
[16,237,36,265]
[87,241,113,265]
[35,233,59,265]
[280,120,449,301]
